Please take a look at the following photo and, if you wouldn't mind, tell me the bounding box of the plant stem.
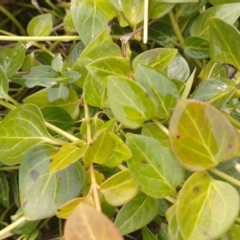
[152,118,169,136]
[168,10,184,45]
[44,121,85,145]
[0,99,16,110]
[209,168,240,187]
[0,166,20,171]
[0,35,81,42]
[0,5,26,35]
[221,111,240,130]
[84,100,101,212]
[0,216,26,238]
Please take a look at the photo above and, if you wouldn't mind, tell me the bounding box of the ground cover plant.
[0,0,240,239]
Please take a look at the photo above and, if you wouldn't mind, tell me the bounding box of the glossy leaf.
[148,22,177,46]
[100,170,139,206]
[169,99,239,171]
[142,226,158,240]
[132,48,177,72]
[108,76,157,129]
[0,42,26,77]
[209,18,240,70]
[27,13,53,36]
[86,57,130,86]
[0,67,9,99]
[115,192,159,235]
[190,3,240,39]
[23,88,80,120]
[149,1,175,19]
[83,74,109,108]
[136,65,180,119]
[19,144,85,220]
[183,36,210,59]
[0,104,56,165]
[0,171,9,208]
[64,203,123,240]
[177,172,239,240]
[192,78,236,109]
[83,129,114,164]
[41,106,74,130]
[70,0,116,45]
[126,134,184,198]
[165,53,190,81]
[50,144,87,172]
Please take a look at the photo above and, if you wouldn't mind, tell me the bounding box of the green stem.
[165,195,176,204]
[0,216,26,237]
[0,5,26,35]
[5,95,20,107]
[44,121,85,145]
[168,10,185,45]
[0,35,80,42]
[83,100,92,144]
[209,168,240,187]
[221,111,240,130]
[152,118,169,136]
[0,166,20,171]
[0,99,16,110]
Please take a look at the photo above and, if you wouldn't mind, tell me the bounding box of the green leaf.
[142,226,158,240]
[174,0,207,17]
[169,99,239,171]
[83,129,114,164]
[0,67,9,99]
[115,192,159,235]
[183,36,210,59]
[148,22,177,46]
[23,88,80,120]
[50,144,87,172]
[83,74,109,108]
[0,42,26,77]
[166,204,184,240]
[108,76,157,129]
[27,13,53,36]
[41,106,74,130]
[225,224,240,239]
[19,144,85,220]
[190,3,240,39]
[136,65,180,119]
[21,53,39,72]
[126,134,184,198]
[165,53,190,81]
[70,0,116,45]
[103,132,132,168]
[192,78,236,109]
[0,171,9,208]
[48,85,69,102]
[149,1,175,19]
[12,65,59,88]
[141,123,169,147]
[0,104,56,165]
[51,53,63,73]
[209,18,240,70]
[86,57,130,86]
[100,170,139,206]
[177,172,239,240]
[132,48,177,72]
[198,60,228,82]
[210,0,240,4]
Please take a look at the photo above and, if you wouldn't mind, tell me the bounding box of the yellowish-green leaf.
[169,99,239,171]
[50,144,87,172]
[177,172,239,240]
[100,170,139,206]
